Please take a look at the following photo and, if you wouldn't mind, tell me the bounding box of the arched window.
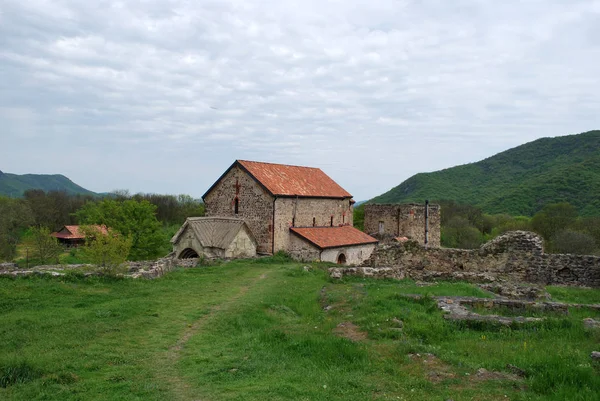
[313,217,316,227]
[234,198,239,214]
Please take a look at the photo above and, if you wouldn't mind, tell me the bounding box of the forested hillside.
[370,130,600,216]
[0,171,97,197]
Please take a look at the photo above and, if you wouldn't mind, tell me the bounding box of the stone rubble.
[0,256,201,279]
[330,231,600,288]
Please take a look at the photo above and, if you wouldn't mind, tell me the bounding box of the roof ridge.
[238,159,322,170]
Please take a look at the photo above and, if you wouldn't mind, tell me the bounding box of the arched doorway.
[337,253,347,265]
[179,248,199,259]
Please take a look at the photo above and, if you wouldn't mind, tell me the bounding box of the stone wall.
[0,256,189,279]
[330,231,600,288]
[321,244,376,265]
[224,225,257,258]
[274,197,353,252]
[204,165,274,254]
[287,234,321,262]
[287,234,375,265]
[364,203,441,247]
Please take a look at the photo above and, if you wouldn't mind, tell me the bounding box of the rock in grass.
[583,318,600,329]
[591,351,600,361]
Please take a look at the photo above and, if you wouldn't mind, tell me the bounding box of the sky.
[1,0,599,200]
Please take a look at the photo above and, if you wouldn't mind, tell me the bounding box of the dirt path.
[161,270,269,401]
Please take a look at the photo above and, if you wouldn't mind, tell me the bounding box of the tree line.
[438,200,599,254]
[0,190,205,263]
[354,200,600,255]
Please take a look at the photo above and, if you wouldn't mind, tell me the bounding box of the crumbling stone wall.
[204,165,274,254]
[332,231,600,288]
[364,204,441,247]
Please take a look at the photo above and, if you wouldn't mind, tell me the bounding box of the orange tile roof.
[237,160,352,198]
[51,225,108,239]
[290,226,378,249]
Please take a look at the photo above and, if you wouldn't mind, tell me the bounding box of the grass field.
[1,257,599,400]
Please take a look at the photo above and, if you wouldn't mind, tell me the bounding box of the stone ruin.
[0,255,199,280]
[329,231,600,288]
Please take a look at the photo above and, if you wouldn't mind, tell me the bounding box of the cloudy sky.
[1,0,599,200]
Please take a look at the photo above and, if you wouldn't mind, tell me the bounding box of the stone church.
[173,160,378,265]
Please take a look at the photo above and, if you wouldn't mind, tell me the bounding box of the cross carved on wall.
[234,179,241,196]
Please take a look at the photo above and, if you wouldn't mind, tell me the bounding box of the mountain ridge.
[0,171,98,197]
[369,130,600,216]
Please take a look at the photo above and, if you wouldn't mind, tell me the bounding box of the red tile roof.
[237,160,352,198]
[290,226,378,249]
[51,225,108,240]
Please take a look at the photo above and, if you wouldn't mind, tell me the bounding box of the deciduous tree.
[81,226,132,274]
[28,226,63,265]
[75,199,164,260]
[0,197,34,261]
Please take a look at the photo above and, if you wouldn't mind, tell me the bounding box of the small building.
[51,225,108,247]
[201,160,377,264]
[364,203,441,247]
[289,226,378,264]
[171,217,257,259]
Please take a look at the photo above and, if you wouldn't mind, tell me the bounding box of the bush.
[550,230,597,255]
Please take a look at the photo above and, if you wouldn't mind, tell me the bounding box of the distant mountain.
[0,171,98,197]
[369,130,600,216]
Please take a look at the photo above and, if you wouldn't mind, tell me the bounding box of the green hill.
[0,170,98,197]
[370,130,600,216]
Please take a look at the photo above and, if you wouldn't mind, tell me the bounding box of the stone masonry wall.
[274,197,353,252]
[224,225,257,258]
[204,165,274,254]
[321,244,376,265]
[287,233,321,262]
[364,204,441,247]
[331,231,600,288]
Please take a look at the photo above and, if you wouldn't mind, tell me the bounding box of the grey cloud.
[1,0,599,199]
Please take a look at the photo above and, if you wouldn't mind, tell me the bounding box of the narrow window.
[342,212,345,224]
[234,198,239,214]
[313,217,316,227]
[292,217,295,227]
[330,216,334,227]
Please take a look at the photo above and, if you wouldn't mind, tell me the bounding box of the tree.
[0,197,34,261]
[81,226,132,274]
[531,202,578,240]
[441,216,484,249]
[75,199,164,260]
[28,226,63,265]
[551,230,597,255]
[353,204,365,231]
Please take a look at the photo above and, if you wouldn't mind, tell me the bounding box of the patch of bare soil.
[333,321,368,341]
[409,353,457,383]
[470,368,521,382]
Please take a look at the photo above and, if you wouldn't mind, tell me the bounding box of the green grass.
[1,260,599,400]
[547,285,600,304]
